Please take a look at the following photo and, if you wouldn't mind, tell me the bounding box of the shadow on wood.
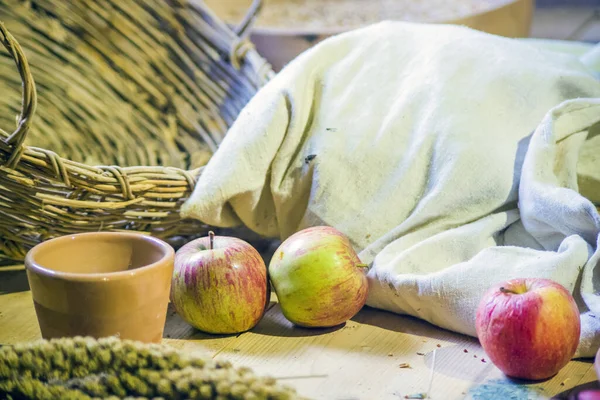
[0,269,29,294]
[551,379,600,399]
[250,304,346,338]
[163,303,238,341]
[352,306,471,342]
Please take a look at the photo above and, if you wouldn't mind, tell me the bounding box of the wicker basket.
[0,0,273,263]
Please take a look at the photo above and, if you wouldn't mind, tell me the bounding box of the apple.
[171,231,268,334]
[269,226,369,328]
[571,390,600,400]
[596,346,600,382]
[476,278,580,380]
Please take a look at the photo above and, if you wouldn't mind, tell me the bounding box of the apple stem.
[209,231,214,250]
[356,263,369,269]
[499,287,518,295]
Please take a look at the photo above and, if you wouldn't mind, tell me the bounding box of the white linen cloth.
[182,22,600,357]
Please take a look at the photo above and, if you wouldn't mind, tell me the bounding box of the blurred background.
[533,0,599,42]
[207,0,600,71]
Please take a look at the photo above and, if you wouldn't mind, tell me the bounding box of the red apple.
[269,226,369,328]
[171,232,268,334]
[571,390,600,400]
[476,278,580,380]
[597,346,600,380]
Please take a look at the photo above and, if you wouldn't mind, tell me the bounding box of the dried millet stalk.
[0,336,304,400]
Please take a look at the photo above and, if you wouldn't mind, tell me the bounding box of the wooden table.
[1,266,597,400]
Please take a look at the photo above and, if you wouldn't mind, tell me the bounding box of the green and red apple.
[476,278,580,380]
[269,226,369,328]
[170,231,268,334]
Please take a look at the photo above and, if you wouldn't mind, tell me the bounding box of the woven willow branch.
[0,22,35,168]
[0,0,273,262]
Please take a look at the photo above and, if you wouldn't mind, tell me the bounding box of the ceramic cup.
[25,232,175,343]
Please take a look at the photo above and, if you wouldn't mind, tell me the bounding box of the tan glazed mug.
[25,232,175,343]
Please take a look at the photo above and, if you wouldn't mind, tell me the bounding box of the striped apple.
[476,278,580,380]
[171,232,268,334]
[269,226,369,328]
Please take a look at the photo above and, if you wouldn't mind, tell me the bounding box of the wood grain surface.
[0,266,597,400]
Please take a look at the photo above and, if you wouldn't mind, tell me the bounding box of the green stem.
[499,287,518,295]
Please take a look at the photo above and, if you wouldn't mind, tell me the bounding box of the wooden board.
[0,266,597,399]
